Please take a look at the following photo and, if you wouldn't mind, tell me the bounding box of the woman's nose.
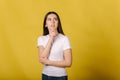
[51,19,55,23]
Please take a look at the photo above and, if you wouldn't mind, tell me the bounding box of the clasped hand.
[39,57,49,65]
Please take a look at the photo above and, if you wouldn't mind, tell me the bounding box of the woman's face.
[46,14,58,32]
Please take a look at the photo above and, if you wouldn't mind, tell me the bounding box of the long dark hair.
[43,11,64,35]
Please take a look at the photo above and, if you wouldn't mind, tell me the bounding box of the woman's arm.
[38,31,58,63]
[40,49,72,67]
[38,37,54,61]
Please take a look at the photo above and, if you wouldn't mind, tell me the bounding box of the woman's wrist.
[45,60,50,66]
[49,36,54,44]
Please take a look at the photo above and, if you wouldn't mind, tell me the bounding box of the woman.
[37,11,72,80]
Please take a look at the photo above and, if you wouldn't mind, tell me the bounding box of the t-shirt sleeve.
[63,36,71,50]
[37,36,44,47]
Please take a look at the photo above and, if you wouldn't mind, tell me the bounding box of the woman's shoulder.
[37,35,48,40]
[59,34,71,45]
[59,33,70,40]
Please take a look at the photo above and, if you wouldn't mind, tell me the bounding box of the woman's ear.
[45,22,48,27]
[45,25,47,28]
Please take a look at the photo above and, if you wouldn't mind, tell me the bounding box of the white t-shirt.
[37,33,71,77]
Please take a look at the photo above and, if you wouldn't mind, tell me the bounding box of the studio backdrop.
[0,0,120,80]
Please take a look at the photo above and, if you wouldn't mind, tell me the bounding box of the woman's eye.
[47,18,51,21]
[54,18,58,21]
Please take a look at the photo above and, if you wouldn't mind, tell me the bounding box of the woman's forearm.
[41,49,72,68]
[47,60,72,68]
[40,37,54,58]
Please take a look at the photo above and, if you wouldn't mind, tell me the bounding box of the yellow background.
[0,0,120,80]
